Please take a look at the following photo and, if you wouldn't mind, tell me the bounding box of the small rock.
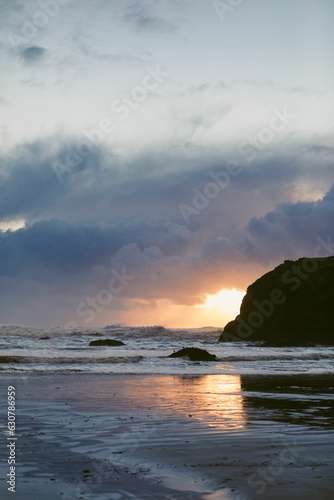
[168,347,217,361]
[89,339,125,346]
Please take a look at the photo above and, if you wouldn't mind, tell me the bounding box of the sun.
[200,288,245,318]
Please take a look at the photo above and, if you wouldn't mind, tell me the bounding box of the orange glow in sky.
[117,288,245,328]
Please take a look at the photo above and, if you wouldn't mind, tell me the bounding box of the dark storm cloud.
[0,141,273,225]
[246,185,334,259]
[1,136,334,299]
[0,140,105,220]
[203,184,334,266]
[0,218,191,281]
[2,136,334,229]
[20,46,46,63]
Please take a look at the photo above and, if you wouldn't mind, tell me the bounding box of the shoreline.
[1,373,334,499]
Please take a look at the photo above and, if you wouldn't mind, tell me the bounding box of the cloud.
[20,46,46,63]
[202,183,334,267]
[77,43,147,65]
[0,139,105,220]
[1,133,334,325]
[121,1,181,33]
[0,213,256,327]
[0,0,24,24]
[1,181,334,298]
[1,135,333,228]
[0,96,9,106]
[245,184,334,260]
[0,217,191,280]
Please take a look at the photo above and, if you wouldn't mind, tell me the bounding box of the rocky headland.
[219,257,334,344]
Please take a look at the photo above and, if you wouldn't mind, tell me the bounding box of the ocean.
[1,324,334,499]
[1,324,334,377]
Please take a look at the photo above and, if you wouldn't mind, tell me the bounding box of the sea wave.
[0,355,143,364]
[221,353,334,362]
[0,324,222,341]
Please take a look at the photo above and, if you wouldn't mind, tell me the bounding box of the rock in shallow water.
[89,339,125,346]
[168,347,217,361]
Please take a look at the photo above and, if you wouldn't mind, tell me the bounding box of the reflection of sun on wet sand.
[176,375,246,430]
[2,374,334,499]
[72,373,246,430]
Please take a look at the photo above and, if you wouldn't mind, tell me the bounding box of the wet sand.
[1,374,334,499]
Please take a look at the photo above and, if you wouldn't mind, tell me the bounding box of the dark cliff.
[219,257,334,344]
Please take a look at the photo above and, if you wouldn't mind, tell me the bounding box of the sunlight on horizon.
[199,289,245,319]
[109,289,245,329]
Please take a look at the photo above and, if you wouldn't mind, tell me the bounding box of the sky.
[0,0,333,327]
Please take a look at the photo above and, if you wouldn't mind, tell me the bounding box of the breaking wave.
[0,355,143,364]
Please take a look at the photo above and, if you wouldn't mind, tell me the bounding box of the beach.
[2,1,334,499]
[1,373,334,499]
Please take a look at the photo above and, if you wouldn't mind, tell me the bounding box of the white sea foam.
[0,325,333,376]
